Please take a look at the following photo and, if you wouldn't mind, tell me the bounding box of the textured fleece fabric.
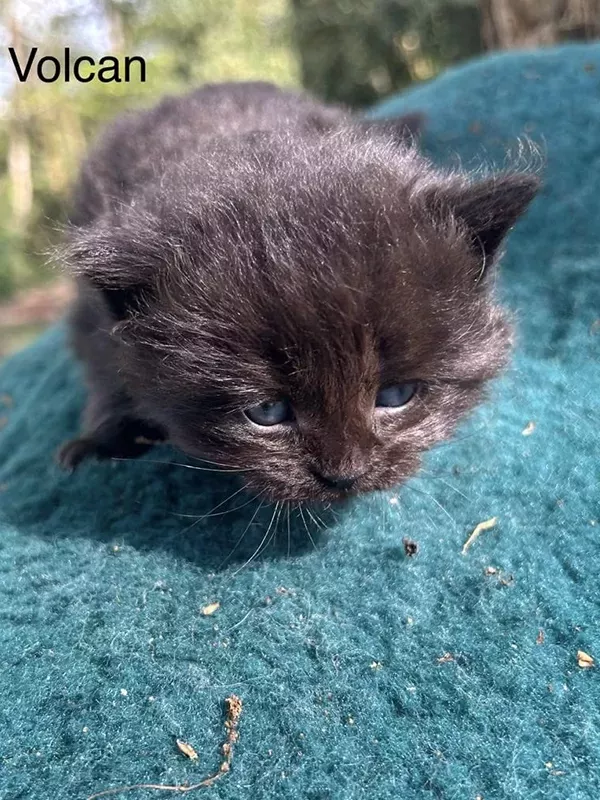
[0,43,599,800]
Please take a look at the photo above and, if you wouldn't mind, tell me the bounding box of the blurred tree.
[290,0,483,107]
[0,0,297,300]
[2,1,35,295]
[5,5,33,232]
[481,0,600,49]
[2,0,599,309]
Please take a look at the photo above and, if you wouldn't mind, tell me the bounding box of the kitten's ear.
[61,224,162,319]
[442,172,540,270]
[360,112,425,144]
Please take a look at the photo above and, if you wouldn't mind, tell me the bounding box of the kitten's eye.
[376,382,418,409]
[244,399,294,426]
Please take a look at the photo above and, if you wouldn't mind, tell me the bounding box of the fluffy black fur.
[58,81,539,502]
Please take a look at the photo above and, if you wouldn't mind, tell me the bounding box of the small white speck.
[82,726,89,734]
[407,685,417,693]
[148,696,156,702]
[389,497,399,505]
[120,688,128,697]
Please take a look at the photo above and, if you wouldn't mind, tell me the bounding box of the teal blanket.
[1,44,599,799]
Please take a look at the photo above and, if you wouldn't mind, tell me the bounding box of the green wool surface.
[1,44,599,800]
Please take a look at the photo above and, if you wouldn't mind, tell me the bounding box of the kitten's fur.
[59,81,539,502]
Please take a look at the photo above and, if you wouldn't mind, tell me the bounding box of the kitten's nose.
[314,471,364,491]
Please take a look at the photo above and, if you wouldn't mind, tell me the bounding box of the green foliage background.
[0,0,484,300]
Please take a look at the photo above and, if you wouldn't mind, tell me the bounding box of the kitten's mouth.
[240,473,367,504]
[240,464,415,503]
[271,474,372,503]
[309,468,367,494]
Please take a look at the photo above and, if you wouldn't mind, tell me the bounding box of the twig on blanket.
[462,517,497,555]
[87,695,243,799]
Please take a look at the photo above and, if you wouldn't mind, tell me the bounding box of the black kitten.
[58,81,538,502]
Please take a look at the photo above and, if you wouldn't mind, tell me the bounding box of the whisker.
[312,509,330,531]
[429,428,488,451]
[286,504,292,559]
[298,505,317,551]
[171,496,257,520]
[271,501,285,553]
[264,502,286,562]
[232,501,281,576]
[112,456,248,473]
[419,470,471,501]
[404,482,458,529]
[305,506,325,532]
[178,486,249,534]
[218,497,266,570]
[186,454,252,471]
[173,485,251,525]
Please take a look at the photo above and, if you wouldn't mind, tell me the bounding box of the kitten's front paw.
[57,424,162,471]
[56,438,100,471]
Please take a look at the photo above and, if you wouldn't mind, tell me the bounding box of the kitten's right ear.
[429,171,540,272]
[62,224,161,319]
[360,112,425,145]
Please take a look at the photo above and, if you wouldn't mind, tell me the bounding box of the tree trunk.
[7,126,33,230]
[103,0,127,53]
[5,6,33,231]
[481,0,600,50]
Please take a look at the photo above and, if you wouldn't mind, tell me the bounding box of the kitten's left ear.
[443,172,540,270]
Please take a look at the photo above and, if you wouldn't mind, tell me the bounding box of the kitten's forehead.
[257,284,374,377]
[144,137,494,391]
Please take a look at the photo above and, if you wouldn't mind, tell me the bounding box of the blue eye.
[376,382,418,409]
[245,399,293,426]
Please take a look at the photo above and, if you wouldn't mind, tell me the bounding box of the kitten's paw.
[56,438,100,471]
[57,424,163,471]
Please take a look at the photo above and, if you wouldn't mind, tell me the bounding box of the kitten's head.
[67,131,538,502]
